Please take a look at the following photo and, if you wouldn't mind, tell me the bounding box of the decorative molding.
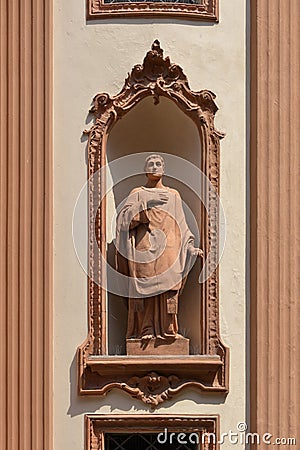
[85,356,224,406]
[86,414,219,450]
[250,0,300,446]
[87,0,219,21]
[0,0,53,449]
[78,40,229,405]
[126,372,182,406]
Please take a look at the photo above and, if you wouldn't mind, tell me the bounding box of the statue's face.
[145,157,164,179]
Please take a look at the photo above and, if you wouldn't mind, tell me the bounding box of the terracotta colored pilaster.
[250,0,300,447]
[0,0,53,449]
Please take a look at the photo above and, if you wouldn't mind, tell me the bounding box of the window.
[105,433,198,450]
[87,0,219,21]
[86,415,219,450]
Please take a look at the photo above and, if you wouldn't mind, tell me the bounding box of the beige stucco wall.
[54,0,246,448]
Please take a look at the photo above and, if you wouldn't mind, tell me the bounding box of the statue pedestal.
[126,335,189,356]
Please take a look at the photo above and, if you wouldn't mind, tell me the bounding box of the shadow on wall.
[67,354,136,417]
[67,353,226,417]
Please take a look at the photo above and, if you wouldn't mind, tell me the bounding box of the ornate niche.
[87,0,219,21]
[86,415,219,450]
[77,41,229,407]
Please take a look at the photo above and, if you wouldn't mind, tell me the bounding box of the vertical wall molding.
[250,0,300,446]
[0,0,53,449]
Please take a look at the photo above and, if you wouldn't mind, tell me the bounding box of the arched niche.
[77,41,229,406]
[106,96,202,356]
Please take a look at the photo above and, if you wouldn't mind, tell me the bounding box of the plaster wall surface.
[54,0,246,448]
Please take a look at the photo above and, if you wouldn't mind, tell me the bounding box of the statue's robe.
[115,186,195,339]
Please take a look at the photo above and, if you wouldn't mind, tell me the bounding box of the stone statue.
[115,154,203,354]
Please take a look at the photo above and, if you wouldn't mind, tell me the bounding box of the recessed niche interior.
[106,96,203,355]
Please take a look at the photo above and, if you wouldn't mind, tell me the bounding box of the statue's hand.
[190,247,204,258]
[147,192,169,209]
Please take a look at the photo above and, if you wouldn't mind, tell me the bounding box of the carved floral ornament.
[77,41,229,407]
[87,0,219,21]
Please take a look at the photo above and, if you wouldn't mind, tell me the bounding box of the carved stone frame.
[86,414,219,450]
[77,41,229,406]
[87,0,219,21]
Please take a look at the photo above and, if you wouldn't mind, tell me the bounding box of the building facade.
[0,1,299,449]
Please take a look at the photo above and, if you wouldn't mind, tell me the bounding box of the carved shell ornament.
[126,372,181,406]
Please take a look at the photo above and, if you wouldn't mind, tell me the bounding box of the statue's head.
[144,154,165,180]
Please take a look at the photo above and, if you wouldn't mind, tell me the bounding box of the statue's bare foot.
[141,334,154,341]
[140,334,154,349]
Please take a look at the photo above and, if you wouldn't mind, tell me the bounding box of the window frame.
[86,0,219,21]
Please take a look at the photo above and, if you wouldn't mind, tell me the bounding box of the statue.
[115,154,203,354]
